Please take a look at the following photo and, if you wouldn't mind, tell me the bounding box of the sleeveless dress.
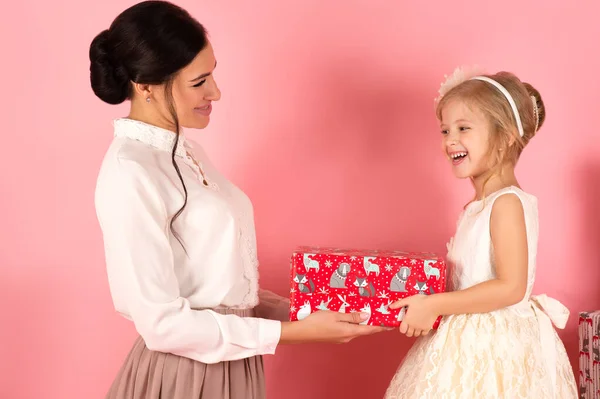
[384,186,578,398]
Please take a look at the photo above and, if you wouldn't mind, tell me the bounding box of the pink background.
[1,1,599,398]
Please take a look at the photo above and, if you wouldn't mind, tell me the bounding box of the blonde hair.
[436,72,546,204]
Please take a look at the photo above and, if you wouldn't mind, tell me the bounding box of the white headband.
[470,76,524,137]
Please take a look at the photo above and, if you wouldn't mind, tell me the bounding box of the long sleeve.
[95,156,281,364]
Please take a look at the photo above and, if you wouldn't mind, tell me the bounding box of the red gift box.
[579,310,600,398]
[289,247,447,328]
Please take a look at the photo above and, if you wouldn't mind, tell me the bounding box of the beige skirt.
[106,308,265,399]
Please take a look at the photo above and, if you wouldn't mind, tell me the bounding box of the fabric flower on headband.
[434,65,485,105]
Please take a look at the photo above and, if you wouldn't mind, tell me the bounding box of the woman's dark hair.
[89,0,208,250]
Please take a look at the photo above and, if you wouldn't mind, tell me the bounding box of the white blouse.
[95,118,287,364]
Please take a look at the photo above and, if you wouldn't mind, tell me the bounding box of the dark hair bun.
[89,29,130,104]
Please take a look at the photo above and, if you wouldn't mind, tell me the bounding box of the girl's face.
[152,41,221,130]
[440,100,493,180]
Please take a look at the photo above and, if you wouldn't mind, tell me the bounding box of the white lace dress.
[384,187,578,399]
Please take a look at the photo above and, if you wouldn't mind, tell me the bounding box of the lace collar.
[113,118,190,158]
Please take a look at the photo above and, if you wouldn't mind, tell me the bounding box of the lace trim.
[232,190,259,307]
[241,224,260,307]
[113,118,188,158]
[114,118,219,191]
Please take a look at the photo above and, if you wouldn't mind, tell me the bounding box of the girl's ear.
[507,131,518,147]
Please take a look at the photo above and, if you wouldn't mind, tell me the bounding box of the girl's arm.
[429,193,529,315]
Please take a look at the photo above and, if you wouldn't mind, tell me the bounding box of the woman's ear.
[132,82,153,101]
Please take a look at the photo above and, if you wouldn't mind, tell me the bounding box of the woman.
[90,1,386,398]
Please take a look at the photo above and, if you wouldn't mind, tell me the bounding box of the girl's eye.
[441,129,449,135]
[459,126,470,132]
[193,80,206,88]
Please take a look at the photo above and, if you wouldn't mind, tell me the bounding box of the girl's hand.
[280,311,391,344]
[389,295,438,337]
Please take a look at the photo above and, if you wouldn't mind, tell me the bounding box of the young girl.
[384,68,578,398]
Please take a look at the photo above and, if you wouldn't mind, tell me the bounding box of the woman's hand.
[389,295,438,337]
[280,311,390,344]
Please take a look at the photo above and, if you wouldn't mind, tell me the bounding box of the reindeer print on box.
[364,257,380,276]
[289,246,446,328]
[424,260,441,280]
[303,253,320,273]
